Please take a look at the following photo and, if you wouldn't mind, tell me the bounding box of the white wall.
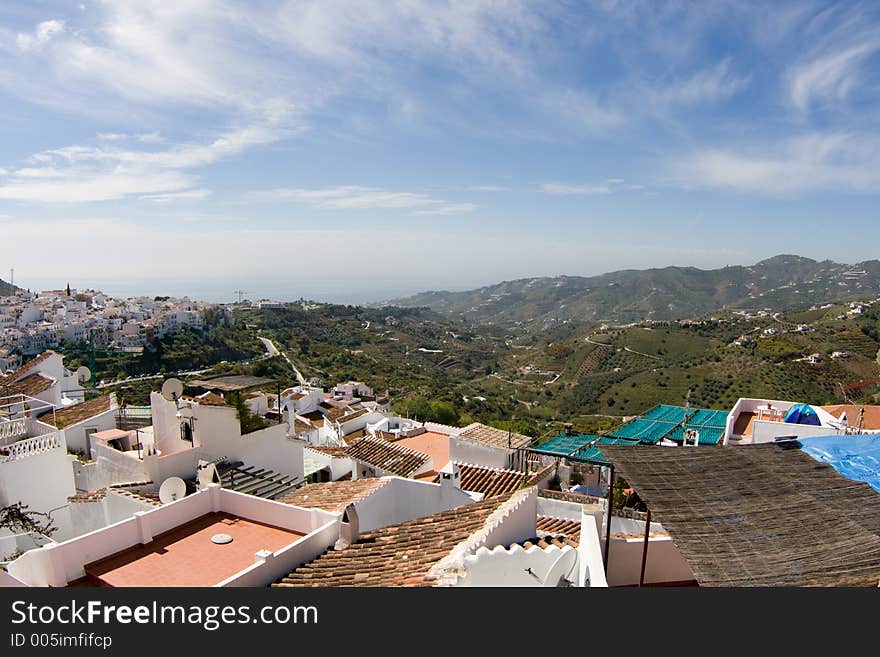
[459,543,579,587]
[0,570,27,587]
[751,420,840,443]
[603,536,694,587]
[0,434,76,539]
[151,392,194,455]
[92,442,149,486]
[8,486,338,588]
[63,407,117,456]
[351,477,473,532]
[449,436,512,469]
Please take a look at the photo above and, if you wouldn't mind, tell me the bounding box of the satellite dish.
[541,549,578,587]
[158,477,187,504]
[76,366,91,384]
[161,378,184,401]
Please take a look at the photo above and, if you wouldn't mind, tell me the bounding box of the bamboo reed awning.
[600,443,880,587]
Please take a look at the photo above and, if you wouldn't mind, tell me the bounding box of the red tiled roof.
[457,422,532,450]
[453,462,530,497]
[68,489,107,504]
[6,350,57,381]
[38,395,112,428]
[337,408,369,424]
[307,446,349,457]
[345,437,431,477]
[273,494,513,587]
[1,373,54,397]
[279,478,391,513]
[292,419,316,435]
[536,516,582,546]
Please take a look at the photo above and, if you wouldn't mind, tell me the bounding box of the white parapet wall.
[7,486,339,588]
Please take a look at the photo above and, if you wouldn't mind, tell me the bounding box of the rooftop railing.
[0,431,63,463]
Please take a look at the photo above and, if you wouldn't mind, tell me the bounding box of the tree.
[0,502,57,538]
[227,392,267,435]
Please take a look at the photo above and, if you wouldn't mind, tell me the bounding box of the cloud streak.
[264,185,475,215]
[674,132,880,195]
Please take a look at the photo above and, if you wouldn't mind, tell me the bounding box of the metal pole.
[603,464,614,572]
[639,509,652,587]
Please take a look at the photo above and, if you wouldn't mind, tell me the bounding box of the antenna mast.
[233,290,249,304]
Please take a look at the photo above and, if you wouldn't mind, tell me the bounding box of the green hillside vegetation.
[389,255,880,332]
[37,269,880,439]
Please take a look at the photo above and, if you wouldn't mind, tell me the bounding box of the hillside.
[386,255,880,330]
[0,278,22,296]
[460,299,880,435]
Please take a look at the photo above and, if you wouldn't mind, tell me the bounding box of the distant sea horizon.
[12,277,478,307]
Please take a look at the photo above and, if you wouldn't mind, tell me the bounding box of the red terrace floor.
[83,512,304,587]
[394,431,451,470]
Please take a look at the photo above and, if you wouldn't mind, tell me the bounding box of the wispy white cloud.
[265,185,475,215]
[468,185,510,192]
[542,179,642,196]
[16,20,64,52]
[412,203,477,216]
[790,41,880,112]
[651,58,750,106]
[139,189,211,202]
[673,132,880,195]
[97,131,165,143]
[0,116,291,203]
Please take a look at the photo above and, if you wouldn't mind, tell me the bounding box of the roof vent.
[211,533,233,545]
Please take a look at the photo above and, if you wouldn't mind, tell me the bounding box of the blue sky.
[1,1,879,303]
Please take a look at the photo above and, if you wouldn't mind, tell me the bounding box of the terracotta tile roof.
[279,478,391,513]
[307,446,349,457]
[38,395,112,428]
[343,428,367,443]
[536,516,582,546]
[338,408,369,424]
[324,406,351,422]
[67,486,160,507]
[112,489,161,507]
[1,373,54,397]
[292,419,316,435]
[457,422,532,450]
[453,462,530,497]
[68,489,107,504]
[7,350,57,380]
[273,494,513,587]
[345,437,431,477]
[512,535,577,550]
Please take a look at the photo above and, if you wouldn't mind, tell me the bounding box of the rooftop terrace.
[83,512,304,587]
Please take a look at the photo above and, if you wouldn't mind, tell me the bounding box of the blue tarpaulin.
[799,434,880,493]
[785,403,821,425]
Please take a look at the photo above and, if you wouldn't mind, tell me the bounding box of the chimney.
[438,461,461,491]
[334,503,360,550]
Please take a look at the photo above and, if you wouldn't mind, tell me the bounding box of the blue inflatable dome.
[784,403,821,426]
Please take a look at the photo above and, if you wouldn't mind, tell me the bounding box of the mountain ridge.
[383,255,880,328]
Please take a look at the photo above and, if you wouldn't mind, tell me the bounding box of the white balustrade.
[1,432,62,462]
[0,419,27,443]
